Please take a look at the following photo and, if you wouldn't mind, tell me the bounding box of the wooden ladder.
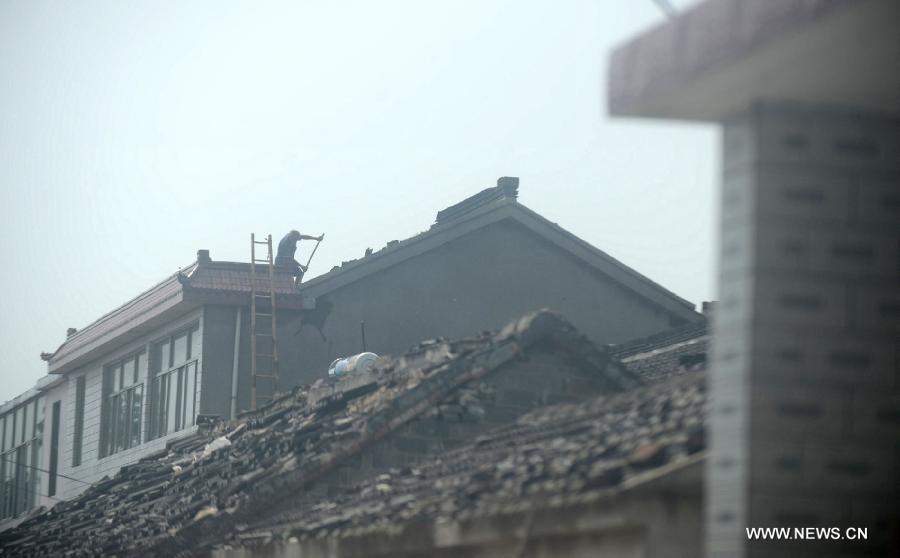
[250,233,280,410]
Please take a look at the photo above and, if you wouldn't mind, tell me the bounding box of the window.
[72,376,85,467]
[48,401,60,497]
[0,396,44,520]
[100,352,146,457]
[149,324,200,440]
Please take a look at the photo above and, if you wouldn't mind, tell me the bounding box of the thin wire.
[0,455,92,486]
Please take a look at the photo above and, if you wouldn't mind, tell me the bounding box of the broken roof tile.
[1,311,708,557]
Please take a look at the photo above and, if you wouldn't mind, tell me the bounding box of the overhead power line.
[0,455,92,486]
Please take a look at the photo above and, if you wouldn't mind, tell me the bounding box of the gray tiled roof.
[184,261,299,296]
[235,371,706,548]
[2,312,708,557]
[611,320,709,383]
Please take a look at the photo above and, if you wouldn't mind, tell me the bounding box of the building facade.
[2,178,702,522]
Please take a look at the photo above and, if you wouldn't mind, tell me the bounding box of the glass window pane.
[124,358,136,387]
[14,407,24,447]
[151,342,164,374]
[137,353,147,382]
[106,396,116,456]
[193,324,202,361]
[103,368,112,398]
[0,458,6,518]
[35,397,44,437]
[1,455,9,518]
[6,415,14,450]
[1,417,7,452]
[29,441,40,509]
[118,393,129,452]
[130,386,142,448]
[15,445,27,515]
[173,333,188,367]
[184,362,196,427]
[167,371,179,434]
[22,403,31,442]
[156,376,168,437]
[107,395,115,456]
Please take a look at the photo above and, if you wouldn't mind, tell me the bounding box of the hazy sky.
[0,0,717,403]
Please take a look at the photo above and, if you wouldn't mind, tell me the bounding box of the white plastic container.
[327,352,379,377]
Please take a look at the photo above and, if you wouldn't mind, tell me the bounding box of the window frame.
[100,350,146,458]
[0,396,45,520]
[148,323,200,441]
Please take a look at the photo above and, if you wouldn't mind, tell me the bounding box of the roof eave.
[47,290,192,375]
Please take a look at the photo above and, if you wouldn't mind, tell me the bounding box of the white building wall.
[55,309,205,501]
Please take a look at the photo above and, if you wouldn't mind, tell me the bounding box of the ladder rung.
[254,293,272,298]
[254,332,272,337]
[255,353,275,358]
[252,260,271,264]
[252,240,270,245]
[255,312,272,317]
[255,374,278,379]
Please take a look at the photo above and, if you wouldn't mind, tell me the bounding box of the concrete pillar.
[707,103,899,557]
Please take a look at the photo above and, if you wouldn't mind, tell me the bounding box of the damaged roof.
[47,256,309,375]
[225,371,706,555]
[3,311,650,557]
[611,320,709,383]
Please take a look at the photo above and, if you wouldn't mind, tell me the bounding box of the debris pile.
[231,370,707,548]
[1,310,648,557]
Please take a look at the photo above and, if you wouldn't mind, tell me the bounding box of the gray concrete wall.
[201,304,305,417]
[200,305,239,420]
[708,103,900,558]
[286,219,688,388]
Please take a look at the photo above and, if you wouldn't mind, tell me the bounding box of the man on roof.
[275,230,324,281]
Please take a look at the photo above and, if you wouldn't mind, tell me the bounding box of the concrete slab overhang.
[608,0,900,121]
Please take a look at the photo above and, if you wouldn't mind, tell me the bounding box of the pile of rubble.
[1,310,646,557]
[230,370,706,549]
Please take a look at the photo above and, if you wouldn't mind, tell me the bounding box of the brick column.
[707,103,899,557]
